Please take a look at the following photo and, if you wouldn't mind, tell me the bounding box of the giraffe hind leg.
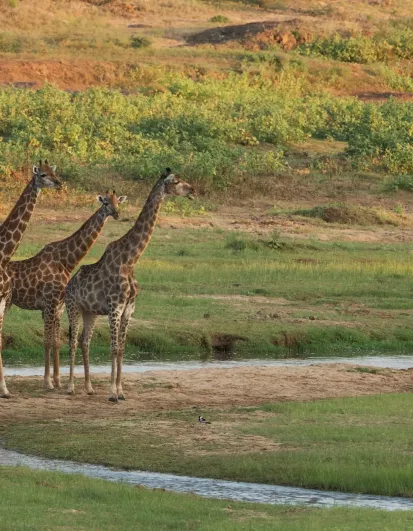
[66,298,81,395]
[52,304,64,389]
[43,308,56,391]
[108,307,122,402]
[80,311,98,395]
[117,301,135,400]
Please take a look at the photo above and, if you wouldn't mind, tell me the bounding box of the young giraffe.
[8,191,127,391]
[0,161,61,398]
[65,168,195,401]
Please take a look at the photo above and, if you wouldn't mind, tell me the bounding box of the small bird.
[198,416,211,424]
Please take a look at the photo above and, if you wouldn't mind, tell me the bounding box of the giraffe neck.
[0,177,39,268]
[49,206,109,272]
[111,180,165,268]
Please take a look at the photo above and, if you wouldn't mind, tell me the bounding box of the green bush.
[209,15,230,23]
[130,35,151,49]
[299,28,413,64]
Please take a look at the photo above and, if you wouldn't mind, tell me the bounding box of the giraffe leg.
[0,298,10,398]
[80,312,97,395]
[117,301,135,400]
[52,303,64,389]
[108,307,122,402]
[43,308,56,390]
[66,300,81,395]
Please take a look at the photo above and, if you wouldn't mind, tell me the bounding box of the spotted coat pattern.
[0,161,61,398]
[65,170,195,401]
[8,192,126,391]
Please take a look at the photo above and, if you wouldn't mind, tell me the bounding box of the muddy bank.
[1,364,412,424]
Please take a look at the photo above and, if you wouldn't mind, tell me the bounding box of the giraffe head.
[32,160,62,190]
[162,168,196,199]
[97,190,127,220]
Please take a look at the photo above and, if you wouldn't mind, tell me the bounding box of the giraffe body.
[65,169,195,401]
[0,161,61,398]
[8,192,126,390]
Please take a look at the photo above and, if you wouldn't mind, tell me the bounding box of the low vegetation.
[2,467,413,531]
[5,394,413,498]
[4,214,413,364]
[293,203,410,226]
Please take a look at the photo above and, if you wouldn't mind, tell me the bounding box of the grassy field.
[3,202,413,365]
[5,393,413,497]
[3,2,413,529]
[3,467,413,531]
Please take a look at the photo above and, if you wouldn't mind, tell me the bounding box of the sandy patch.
[1,364,412,426]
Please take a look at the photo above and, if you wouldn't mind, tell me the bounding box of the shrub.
[130,35,151,49]
[384,175,413,192]
[225,233,260,252]
[293,203,408,226]
[209,15,230,23]
[299,28,413,64]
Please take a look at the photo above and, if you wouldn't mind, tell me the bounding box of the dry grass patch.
[293,203,412,226]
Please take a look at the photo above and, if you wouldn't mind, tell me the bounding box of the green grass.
[5,219,413,364]
[2,467,413,531]
[6,395,413,497]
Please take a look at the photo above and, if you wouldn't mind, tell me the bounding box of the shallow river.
[3,354,413,511]
[1,447,413,511]
[5,354,413,377]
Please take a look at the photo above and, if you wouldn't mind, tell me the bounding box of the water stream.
[5,354,413,377]
[1,447,413,511]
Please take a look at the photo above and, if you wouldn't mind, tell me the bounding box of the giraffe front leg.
[80,312,97,395]
[0,310,10,399]
[117,302,135,400]
[66,301,81,395]
[108,308,122,402]
[43,310,55,390]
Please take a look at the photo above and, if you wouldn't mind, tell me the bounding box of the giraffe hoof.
[108,396,119,403]
[118,394,126,401]
[86,389,95,396]
[0,393,11,399]
[67,390,75,395]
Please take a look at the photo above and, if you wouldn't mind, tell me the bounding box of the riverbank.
[2,364,413,497]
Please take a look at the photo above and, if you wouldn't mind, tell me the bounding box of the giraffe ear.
[118,196,127,204]
[33,165,40,175]
[51,165,57,172]
[97,195,104,204]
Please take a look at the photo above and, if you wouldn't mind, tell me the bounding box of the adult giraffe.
[8,191,127,391]
[0,161,61,398]
[65,168,195,401]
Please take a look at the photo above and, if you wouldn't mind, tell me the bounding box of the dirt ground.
[1,364,412,425]
[8,204,413,245]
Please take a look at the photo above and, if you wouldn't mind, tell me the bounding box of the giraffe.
[0,161,61,398]
[8,191,127,391]
[65,168,195,401]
